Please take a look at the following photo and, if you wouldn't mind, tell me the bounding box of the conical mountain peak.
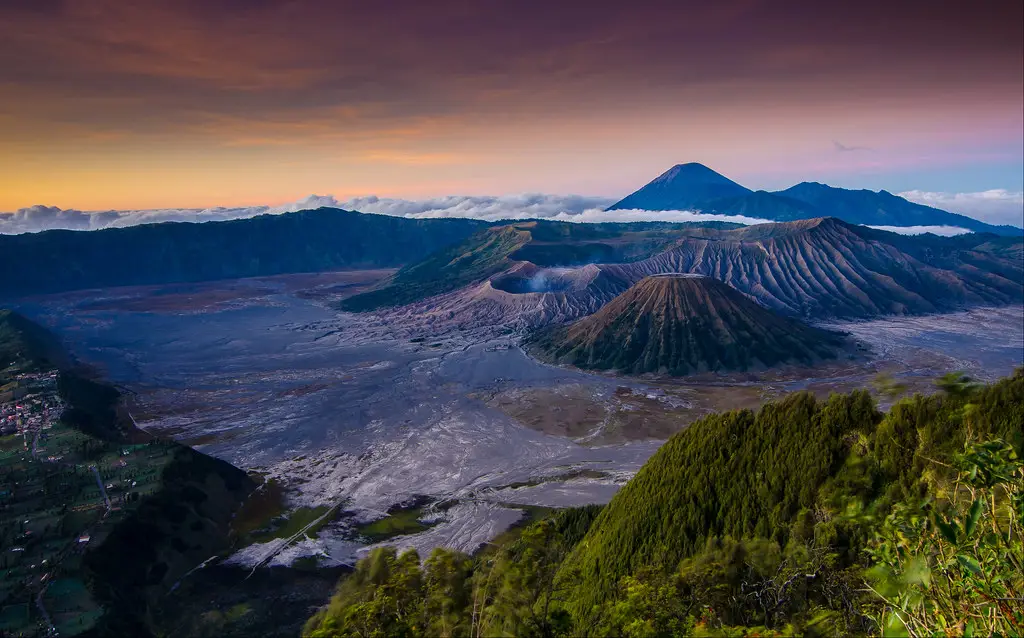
[608,163,751,211]
[527,275,846,375]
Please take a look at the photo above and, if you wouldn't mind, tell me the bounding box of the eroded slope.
[527,275,846,374]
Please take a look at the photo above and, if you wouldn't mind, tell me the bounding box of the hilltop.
[527,275,846,375]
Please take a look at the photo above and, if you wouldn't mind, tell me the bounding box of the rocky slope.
[348,218,1022,341]
[457,218,1023,322]
[526,275,846,375]
[595,218,1023,317]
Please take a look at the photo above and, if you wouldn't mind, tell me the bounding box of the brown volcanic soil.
[528,274,848,375]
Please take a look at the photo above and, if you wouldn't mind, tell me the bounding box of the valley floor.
[10,272,1024,574]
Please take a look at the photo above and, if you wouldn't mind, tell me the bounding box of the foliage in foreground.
[303,370,1024,637]
[861,439,1023,636]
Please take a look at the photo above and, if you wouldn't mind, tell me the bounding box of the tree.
[423,548,472,638]
[607,568,693,638]
[862,440,1024,636]
[478,520,574,637]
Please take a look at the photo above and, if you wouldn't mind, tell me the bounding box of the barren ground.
[10,272,1022,567]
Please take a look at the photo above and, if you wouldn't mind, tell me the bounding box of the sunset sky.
[1,0,1021,212]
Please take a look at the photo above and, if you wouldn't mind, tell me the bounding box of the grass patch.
[230,478,287,543]
[246,505,331,544]
[354,507,434,543]
[0,435,22,452]
[225,602,252,623]
[501,468,609,490]
[477,504,558,556]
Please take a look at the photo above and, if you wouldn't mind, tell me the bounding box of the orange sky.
[1,0,1021,211]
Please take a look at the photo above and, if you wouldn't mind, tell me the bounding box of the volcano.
[607,163,751,211]
[527,274,847,375]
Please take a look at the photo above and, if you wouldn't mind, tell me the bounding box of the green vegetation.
[861,440,1023,635]
[354,507,434,543]
[0,310,254,637]
[304,506,604,638]
[0,309,65,373]
[340,225,533,311]
[229,477,288,542]
[303,370,1024,637]
[247,505,332,544]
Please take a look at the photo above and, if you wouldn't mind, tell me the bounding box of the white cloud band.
[867,225,971,237]
[1,194,773,234]
[898,189,1024,228]
[2,191,1018,235]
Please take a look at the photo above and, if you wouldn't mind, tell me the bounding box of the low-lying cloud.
[340,194,614,221]
[0,195,342,235]
[0,194,774,234]
[867,225,971,237]
[899,189,1024,228]
[343,194,774,225]
[2,190,1017,235]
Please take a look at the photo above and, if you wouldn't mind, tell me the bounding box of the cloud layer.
[899,189,1024,228]
[867,225,971,237]
[2,191,1014,235]
[1,194,779,234]
[0,195,342,234]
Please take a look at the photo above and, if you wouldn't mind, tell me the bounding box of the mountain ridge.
[0,207,487,298]
[608,164,1022,235]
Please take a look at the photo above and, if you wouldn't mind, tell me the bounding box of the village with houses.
[0,367,177,637]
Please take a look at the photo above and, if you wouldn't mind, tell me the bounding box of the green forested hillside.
[0,309,67,372]
[339,225,532,311]
[559,390,878,611]
[0,312,254,637]
[303,371,1024,637]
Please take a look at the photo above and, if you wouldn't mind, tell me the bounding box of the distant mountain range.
[0,208,486,298]
[527,275,847,375]
[608,163,1023,236]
